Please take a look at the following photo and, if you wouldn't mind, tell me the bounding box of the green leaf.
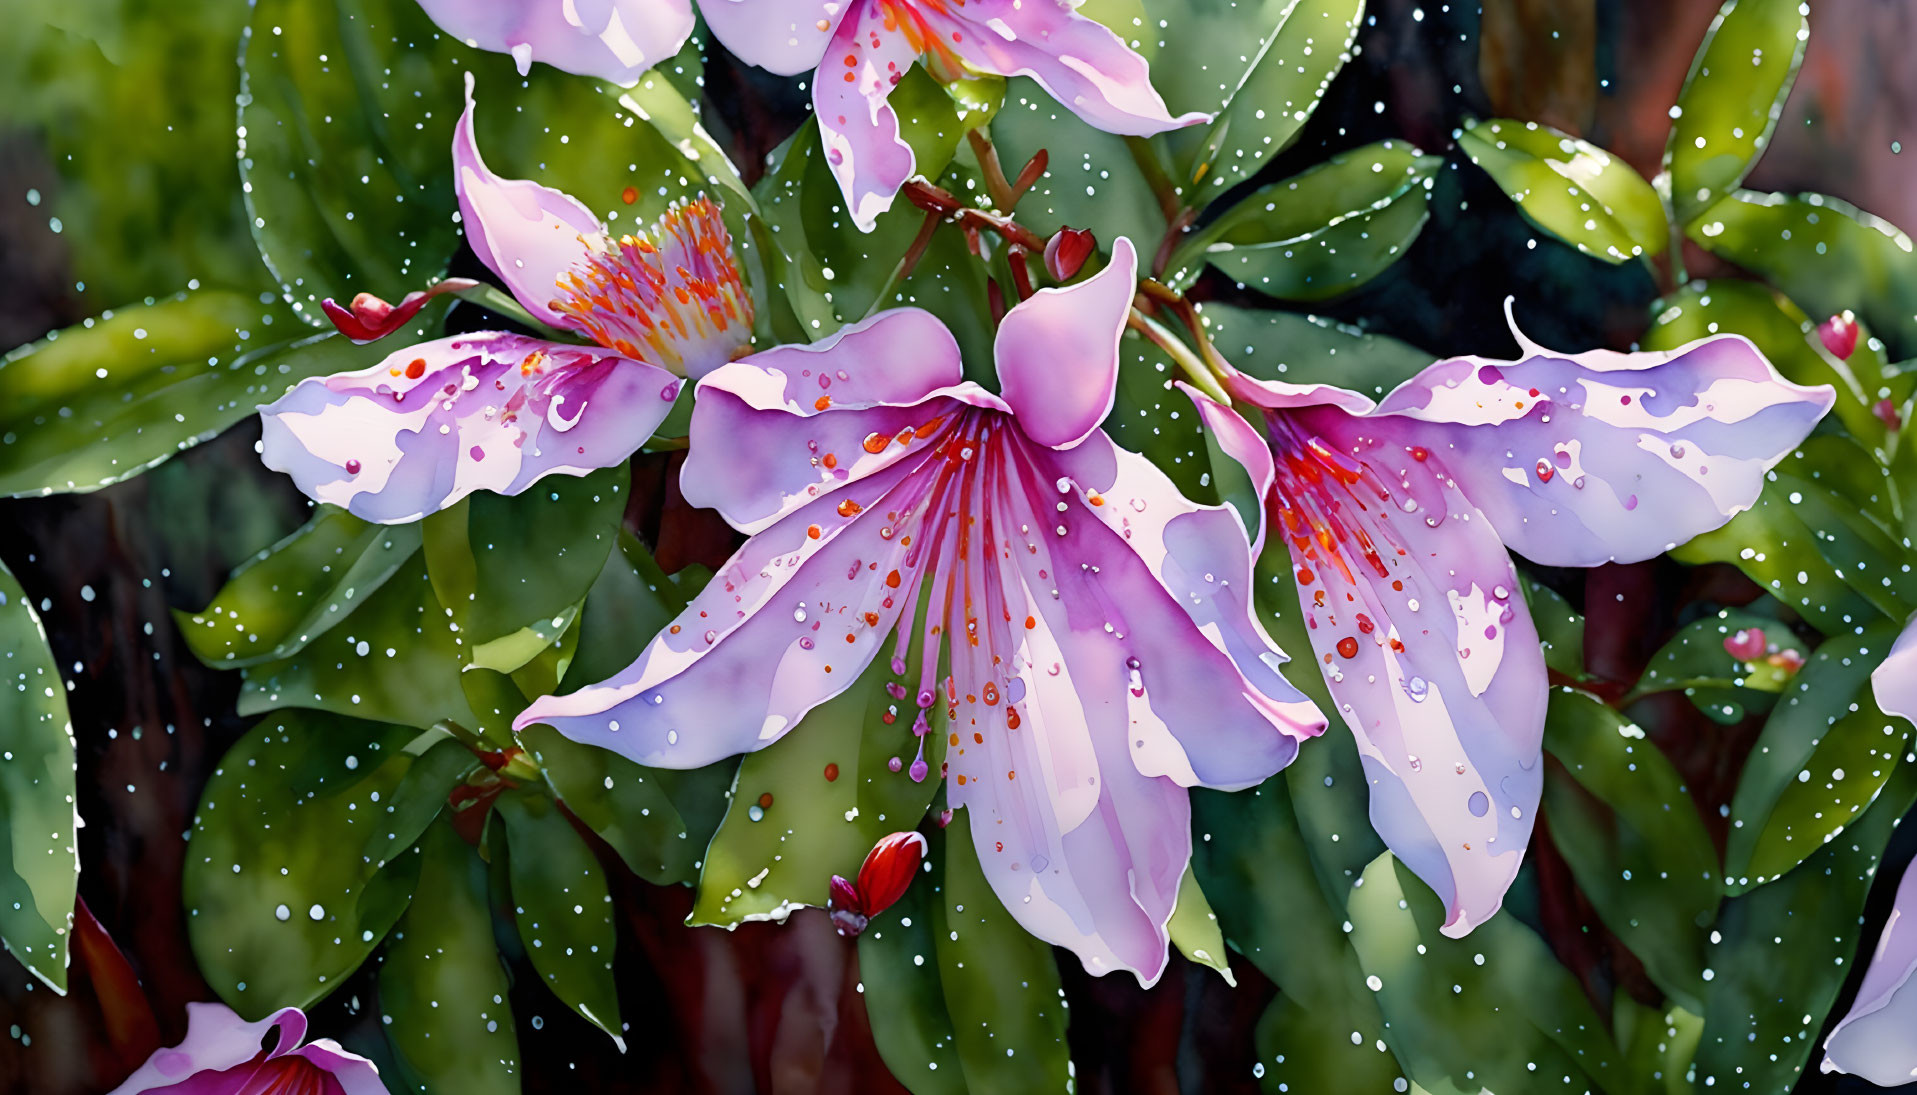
[0,290,423,497]
[176,508,421,668]
[1152,0,1367,203]
[1669,477,1889,635]
[1459,118,1668,262]
[1694,758,1917,1093]
[183,713,460,1014]
[1630,608,1807,724]
[1614,997,1704,1095]
[380,819,520,1095]
[988,77,1168,257]
[1344,855,1629,1095]
[1645,279,1886,458]
[454,463,629,644]
[1723,624,1904,892]
[1541,688,1719,1010]
[858,815,1070,1094]
[240,0,734,324]
[688,625,945,925]
[1180,141,1438,299]
[1167,866,1234,983]
[1665,0,1809,226]
[1199,301,1434,400]
[1104,329,1217,505]
[1519,573,1587,681]
[239,558,478,731]
[0,560,78,991]
[1688,190,1917,358]
[497,790,621,1045]
[1190,783,1402,1090]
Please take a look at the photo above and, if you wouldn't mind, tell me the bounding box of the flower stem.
[967,128,1018,212]
[1127,307,1230,404]
[862,208,944,320]
[1124,136,1182,225]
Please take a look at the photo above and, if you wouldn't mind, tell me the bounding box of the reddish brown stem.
[901,178,1049,253]
[967,128,1017,211]
[1007,245,1035,300]
[1010,149,1049,204]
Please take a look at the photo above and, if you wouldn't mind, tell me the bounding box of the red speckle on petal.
[1336,636,1360,659]
[1535,460,1554,482]
[344,459,361,475]
[824,763,840,782]
[404,358,427,379]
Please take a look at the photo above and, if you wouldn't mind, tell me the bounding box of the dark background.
[4,0,1916,1091]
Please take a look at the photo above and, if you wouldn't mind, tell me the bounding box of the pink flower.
[703,0,1206,229]
[414,0,694,85]
[1187,311,1832,937]
[109,1002,386,1095]
[260,76,750,524]
[516,239,1324,983]
[1821,622,1917,1085]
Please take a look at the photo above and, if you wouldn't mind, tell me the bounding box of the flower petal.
[935,0,1208,136]
[260,332,677,523]
[453,75,604,328]
[1821,855,1917,1085]
[700,0,846,75]
[1182,385,1277,554]
[290,1042,391,1095]
[1871,617,1917,724]
[108,1003,307,1095]
[418,0,693,84]
[1372,334,1833,567]
[995,237,1136,450]
[683,309,1000,533]
[513,454,931,764]
[1279,402,1549,937]
[813,3,921,231]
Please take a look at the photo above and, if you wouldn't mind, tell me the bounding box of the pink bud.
[1875,398,1903,432]
[321,278,478,343]
[1723,628,1768,662]
[1044,228,1096,281]
[937,808,954,828]
[1817,311,1859,361]
[854,831,927,922]
[826,873,866,937]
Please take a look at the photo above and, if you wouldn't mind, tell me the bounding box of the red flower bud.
[827,874,867,938]
[1044,228,1096,281]
[1817,310,1859,361]
[1875,398,1903,432]
[321,278,478,343]
[855,831,927,919]
[1723,628,1768,662]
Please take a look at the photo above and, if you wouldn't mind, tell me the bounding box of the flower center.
[548,197,750,373]
[243,1054,348,1095]
[876,0,969,79]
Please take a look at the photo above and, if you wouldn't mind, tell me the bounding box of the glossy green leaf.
[1182,142,1438,299]
[1345,854,1629,1095]
[184,713,459,1015]
[497,790,620,1044]
[0,290,422,497]
[1460,117,1667,262]
[456,463,628,644]
[857,853,967,1095]
[1190,783,1403,1091]
[1670,478,1889,635]
[1666,0,1809,226]
[0,560,78,992]
[240,0,732,324]
[1167,866,1233,983]
[1541,688,1719,1010]
[1615,997,1704,1095]
[1688,190,1917,358]
[934,812,1072,1091]
[1645,279,1886,458]
[239,558,478,731]
[1630,608,1806,726]
[380,818,520,1095]
[1519,573,1588,681]
[1695,759,1917,1093]
[1200,301,1433,399]
[1152,0,1366,203]
[1104,328,1217,505]
[989,77,1168,258]
[689,621,946,925]
[176,508,421,668]
[1723,624,1902,892]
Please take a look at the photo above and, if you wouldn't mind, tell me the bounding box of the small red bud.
[1766,648,1806,674]
[855,831,927,922]
[321,278,479,343]
[1875,398,1903,432]
[1723,628,1768,662]
[827,874,868,937]
[1817,310,1859,360]
[1044,228,1096,281]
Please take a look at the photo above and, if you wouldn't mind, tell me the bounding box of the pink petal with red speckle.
[813,3,921,231]
[993,237,1135,451]
[700,0,848,75]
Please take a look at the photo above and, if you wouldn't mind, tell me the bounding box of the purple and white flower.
[109,1002,387,1095]
[260,76,750,524]
[1819,623,1917,1086]
[515,238,1324,983]
[1186,314,1832,937]
[415,0,693,84]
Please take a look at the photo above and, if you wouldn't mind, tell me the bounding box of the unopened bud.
[1817,310,1859,361]
[1044,228,1096,281]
